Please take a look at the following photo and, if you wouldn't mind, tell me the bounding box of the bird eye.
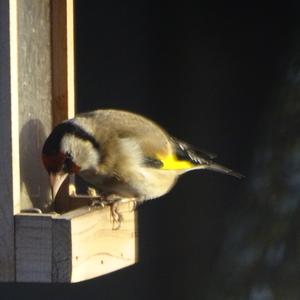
[65,152,72,159]
[63,152,73,171]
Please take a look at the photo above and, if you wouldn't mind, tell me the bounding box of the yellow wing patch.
[158,154,195,170]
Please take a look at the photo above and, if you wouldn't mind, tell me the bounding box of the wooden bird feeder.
[0,0,137,282]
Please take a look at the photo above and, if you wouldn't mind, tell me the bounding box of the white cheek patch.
[61,134,100,171]
[77,146,99,170]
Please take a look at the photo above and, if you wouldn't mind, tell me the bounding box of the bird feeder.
[0,0,137,282]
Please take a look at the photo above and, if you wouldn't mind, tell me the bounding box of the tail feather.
[205,163,244,179]
[170,137,244,178]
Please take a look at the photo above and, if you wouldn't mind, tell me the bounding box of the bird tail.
[204,163,244,179]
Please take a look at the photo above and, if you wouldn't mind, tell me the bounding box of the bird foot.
[69,183,99,198]
[100,194,137,230]
[69,183,77,197]
[69,184,106,205]
[87,187,98,197]
[89,199,106,208]
[69,184,136,230]
[129,199,138,212]
[110,200,123,230]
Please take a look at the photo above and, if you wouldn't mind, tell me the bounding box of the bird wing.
[151,137,210,170]
[143,137,244,179]
[142,136,211,171]
[171,138,217,160]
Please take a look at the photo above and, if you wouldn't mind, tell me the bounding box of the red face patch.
[42,152,81,174]
[42,152,65,173]
[69,161,81,173]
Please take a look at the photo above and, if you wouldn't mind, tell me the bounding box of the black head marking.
[42,121,100,156]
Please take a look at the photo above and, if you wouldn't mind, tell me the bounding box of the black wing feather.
[172,138,216,160]
[171,137,212,165]
[142,137,244,179]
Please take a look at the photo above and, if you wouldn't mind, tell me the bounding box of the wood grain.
[17,0,53,212]
[51,0,75,212]
[0,0,19,281]
[15,214,53,282]
[53,203,137,282]
[52,217,72,282]
[51,0,75,126]
[15,203,137,283]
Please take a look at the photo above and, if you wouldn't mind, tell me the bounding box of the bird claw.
[90,199,106,208]
[69,183,77,197]
[106,195,123,230]
[70,184,106,207]
[129,199,138,212]
[87,187,98,197]
[69,186,135,230]
[105,194,137,230]
[111,202,123,230]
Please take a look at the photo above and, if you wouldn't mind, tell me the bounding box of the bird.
[42,109,243,225]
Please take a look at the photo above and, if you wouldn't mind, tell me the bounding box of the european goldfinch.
[42,109,243,221]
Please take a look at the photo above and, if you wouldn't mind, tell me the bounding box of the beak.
[49,172,69,200]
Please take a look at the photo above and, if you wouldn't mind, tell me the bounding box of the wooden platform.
[15,203,137,283]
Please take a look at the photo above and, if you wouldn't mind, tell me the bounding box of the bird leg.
[110,200,123,230]
[68,182,78,197]
[69,183,108,206]
[101,194,137,230]
[69,182,99,199]
[128,198,138,212]
[87,187,108,207]
[87,186,98,197]
[102,194,123,230]
[69,183,136,229]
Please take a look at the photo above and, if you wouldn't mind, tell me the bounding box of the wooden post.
[51,0,75,125]
[17,0,53,212]
[0,0,138,282]
[51,0,76,212]
[0,0,20,281]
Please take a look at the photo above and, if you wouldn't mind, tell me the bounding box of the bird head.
[42,121,100,199]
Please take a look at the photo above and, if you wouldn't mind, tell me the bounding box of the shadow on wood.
[19,119,53,212]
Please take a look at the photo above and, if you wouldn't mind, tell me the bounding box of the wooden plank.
[51,0,75,212]
[0,0,20,281]
[17,0,75,212]
[15,203,137,283]
[17,0,53,212]
[51,0,75,125]
[53,203,137,282]
[15,214,53,282]
[52,217,72,282]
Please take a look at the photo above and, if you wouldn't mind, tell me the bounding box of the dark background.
[3,1,300,299]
